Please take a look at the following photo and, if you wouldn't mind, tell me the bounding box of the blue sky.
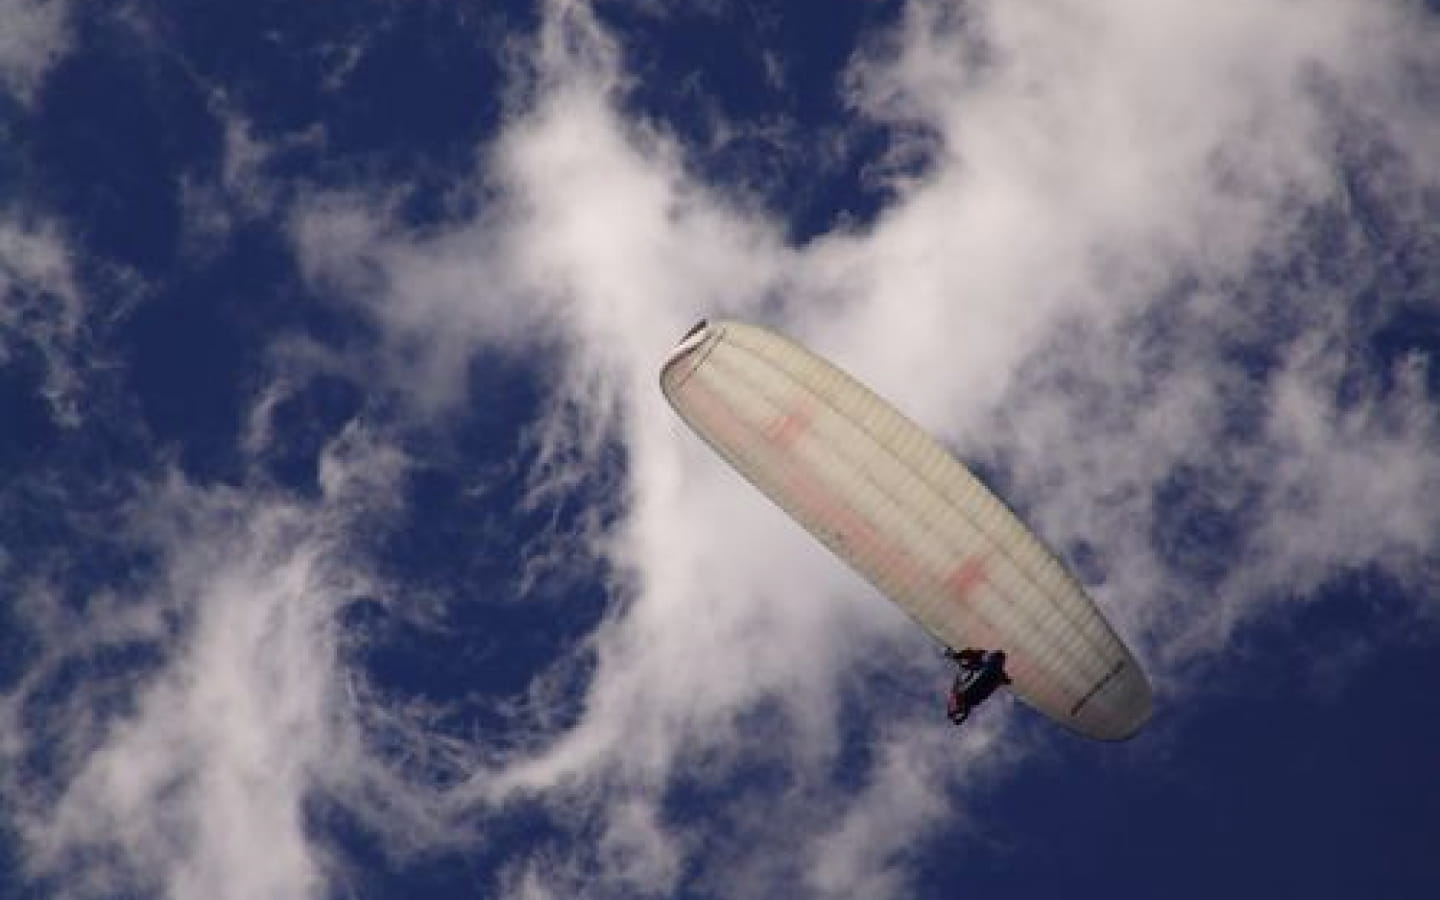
[1,1,1438,898]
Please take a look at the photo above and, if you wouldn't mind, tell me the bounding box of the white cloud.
[0,432,418,899]
[0,0,70,101]
[0,213,85,424]
[179,96,329,261]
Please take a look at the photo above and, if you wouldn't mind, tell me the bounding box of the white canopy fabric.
[661,319,1152,741]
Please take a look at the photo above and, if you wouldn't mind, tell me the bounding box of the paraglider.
[659,319,1151,740]
[944,647,1012,726]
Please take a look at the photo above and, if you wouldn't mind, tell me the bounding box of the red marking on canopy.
[764,404,812,451]
[946,557,988,602]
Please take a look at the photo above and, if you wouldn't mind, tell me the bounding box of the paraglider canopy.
[661,319,1152,741]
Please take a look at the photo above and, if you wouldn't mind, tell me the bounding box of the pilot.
[945,647,1011,725]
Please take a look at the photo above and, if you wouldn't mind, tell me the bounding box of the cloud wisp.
[0,213,86,425]
[0,0,70,102]
[0,427,417,899]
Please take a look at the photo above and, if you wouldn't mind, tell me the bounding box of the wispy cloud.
[0,429,415,899]
[0,213,85,424]
[0,0,70,102]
